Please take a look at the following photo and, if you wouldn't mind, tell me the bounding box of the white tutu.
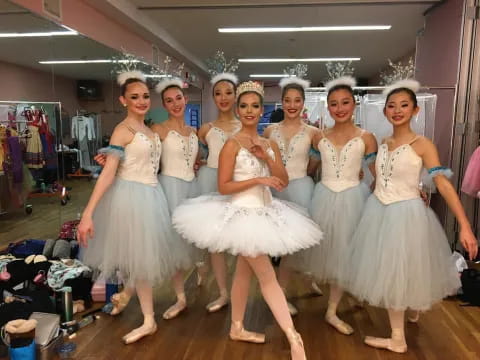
[291,182,369,285]
[82,178,188,286]
[172,194,323,257]
[346,195,461,311]
[197,166,218,194]
[272,176,314,209]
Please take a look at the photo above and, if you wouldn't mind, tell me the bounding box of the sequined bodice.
[319,136,365,192]
[269,124,310,180]
[161,130,198,181]
[374,143,422,204]
[231,147,275,207]
[205,126,238,168]
[117,132,161,186]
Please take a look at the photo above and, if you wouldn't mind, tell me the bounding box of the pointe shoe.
[122,322,157,345]
[287,301,298,316]
[364,336,407,353]
[407,310,420,323]
[206,295,229,313]
[162,299,187,320]
[325,314,354,335]
[286,327,306,360]
[110,292,132,316]
[229,321,265,344]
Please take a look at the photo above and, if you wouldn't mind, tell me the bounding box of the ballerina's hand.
[77,217,95,247]
[460,227,478,261]
[258,176,286,192]
[94,154,107,167]
[249,139,270,161]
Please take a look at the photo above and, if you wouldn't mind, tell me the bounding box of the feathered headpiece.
[117,71,146,86]
[210,72,239,86]
[325,76,357,93]
[236,81,264,100]
[279,76,311,90]
[382,79,421,96]
[155,78,184,95]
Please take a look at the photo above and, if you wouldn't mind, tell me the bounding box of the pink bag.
[461,147,480,198]
[91,280,106,302]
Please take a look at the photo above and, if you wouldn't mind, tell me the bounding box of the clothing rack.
[0,100,69,215]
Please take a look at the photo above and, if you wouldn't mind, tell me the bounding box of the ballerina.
[172,81,323,360]
[346,79,478,353]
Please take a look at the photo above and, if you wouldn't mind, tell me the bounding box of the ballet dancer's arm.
[419,137,478,260]
[77,126,130,247]
[217,139,286,195]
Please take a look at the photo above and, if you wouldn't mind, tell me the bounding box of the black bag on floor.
[460,269,480,306]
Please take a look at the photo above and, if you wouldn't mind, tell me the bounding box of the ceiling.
[0,0,442,86]
[127,0,438,85]
[0,0,119,80]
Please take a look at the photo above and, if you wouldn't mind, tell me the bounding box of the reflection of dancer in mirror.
[293,76,378,335]
[172,81,323,360]
[347,79,478,353]
[263,77,323,316]
[78,71,180,344]
[197,73,242,312]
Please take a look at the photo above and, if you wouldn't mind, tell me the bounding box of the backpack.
[460,269,480,306]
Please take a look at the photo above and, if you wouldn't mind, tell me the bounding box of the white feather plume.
[383,79,421,96]
[116,71,146,86]
[155,78,184,94]
[210,72,239,86]
[279,76,311,90]
[325,76,357,92]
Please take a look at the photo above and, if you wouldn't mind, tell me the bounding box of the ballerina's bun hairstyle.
[117,71,147,96]
[325,76,357,101]
[279,77,311,101]
[383,79,420,108]
[210,72,239,94]
[155,78,185,102]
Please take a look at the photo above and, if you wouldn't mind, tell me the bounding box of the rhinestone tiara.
[236,81,264,99]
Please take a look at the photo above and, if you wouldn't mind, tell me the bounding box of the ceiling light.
[249,74,288,78]
[144,74,171,78]
[38,59,141,64]
[240,58,360,63]
[219,25,391,33]
[0,30,78,38]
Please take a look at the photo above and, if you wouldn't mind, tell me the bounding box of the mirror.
[0,0,203,246]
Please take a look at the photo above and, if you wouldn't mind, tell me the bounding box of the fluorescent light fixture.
[240,57,360,63]
[249,74,288,78]
[219,25,391,33]
[0,30,77,38]
[39,59,141,64]
[144,74,171,78]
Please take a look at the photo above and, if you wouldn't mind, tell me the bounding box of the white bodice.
[231,147,275,208]
[117,132,161,186]
[160,130,198,181]
[374,143,422,204]
[205,126,238,168]
[318,136,365,192]
[269,124,310,180]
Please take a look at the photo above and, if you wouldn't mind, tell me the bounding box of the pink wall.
[415,0,465,221]
[415,0,464,164]
[0,60,79,113]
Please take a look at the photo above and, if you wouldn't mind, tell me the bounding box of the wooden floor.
[67,268,479,360]
[1,180,480,359]
[0,179,91,247]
